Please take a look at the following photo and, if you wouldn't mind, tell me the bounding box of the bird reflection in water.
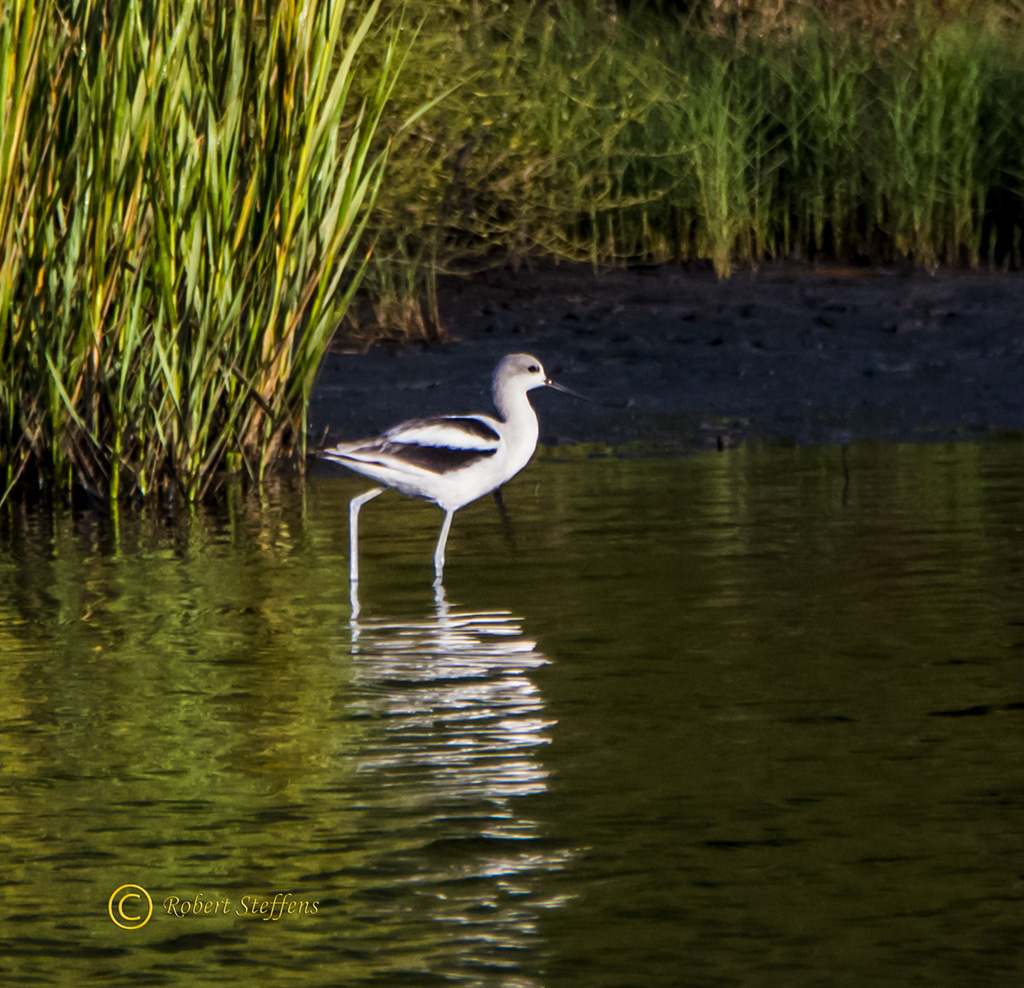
[346,582,573,978]
[349,581,553,805]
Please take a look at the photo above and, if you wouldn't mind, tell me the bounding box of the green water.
[2,441,1022,986]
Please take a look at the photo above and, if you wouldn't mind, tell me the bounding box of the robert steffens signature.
[163,892,319,921]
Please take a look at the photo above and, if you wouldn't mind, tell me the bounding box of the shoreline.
[310,262,1024,454]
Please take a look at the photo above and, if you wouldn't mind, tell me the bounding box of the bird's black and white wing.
[377,415,501,472]
[384,416,500,448]
[321,414,502,494]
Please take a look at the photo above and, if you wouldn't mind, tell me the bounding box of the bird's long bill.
[545,377,614,407]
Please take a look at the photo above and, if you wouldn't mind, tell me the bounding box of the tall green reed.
[361,0,1024,310]
[769,25,868,259]
[871,18,994,267]
[1,0,396,504]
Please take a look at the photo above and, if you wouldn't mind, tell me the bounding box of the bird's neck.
[497,391,540,466]
[493,387,536,430]
[495,389,535,427]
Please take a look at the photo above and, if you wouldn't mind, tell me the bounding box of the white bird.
[321,353,585,584]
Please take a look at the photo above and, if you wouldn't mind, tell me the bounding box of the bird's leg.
[493,487,516,550]
[349,487,384,584]
[433,508,456,584]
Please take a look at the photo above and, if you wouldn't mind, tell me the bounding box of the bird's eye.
[528,364,540,373]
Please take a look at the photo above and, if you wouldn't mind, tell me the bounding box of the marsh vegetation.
[364,0,1024,334]
[3,0,1022,503]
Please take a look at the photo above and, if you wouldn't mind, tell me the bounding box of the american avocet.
[322,353,587,584]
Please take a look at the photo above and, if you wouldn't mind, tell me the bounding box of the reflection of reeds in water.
[345,590,570,977]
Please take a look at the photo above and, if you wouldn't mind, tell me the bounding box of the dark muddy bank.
[311,263,1024,453]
